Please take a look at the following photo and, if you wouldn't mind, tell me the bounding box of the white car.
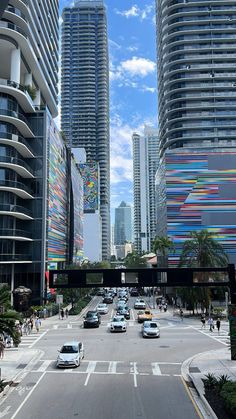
[142,321,160,338]
[134,299,146,310]
[56,341,84,368]
[96,303,109,314]
[110,315,127,332]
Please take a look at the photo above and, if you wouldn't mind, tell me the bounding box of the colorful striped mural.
[157,149,236,265]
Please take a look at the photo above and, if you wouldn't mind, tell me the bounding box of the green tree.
[0,285,20,341]
[152,236,175,267]
[124,252,146,268]
[179,230,228,268]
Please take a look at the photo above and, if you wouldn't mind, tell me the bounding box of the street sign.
[56,295,63,304]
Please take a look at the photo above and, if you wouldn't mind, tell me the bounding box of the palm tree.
[152,235,175,266]
[179,230,228,268]
[0,285,20,341]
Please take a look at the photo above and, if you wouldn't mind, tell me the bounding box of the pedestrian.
[216,318,221,334]
[65,308,69,319]
[180,309,184,321]
[208,317,214,332]
[35,317,41,332]
[201,314,206,329]
[61,308,65,320]
[30,318,34,332]
[0,338,5,359]
[159,304,162,312]
[164,304,167,313]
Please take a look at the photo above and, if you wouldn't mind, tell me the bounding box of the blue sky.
[59,1,158,221]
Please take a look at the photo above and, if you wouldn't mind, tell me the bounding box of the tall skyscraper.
[0,1,84,302]
[156,0,236,264]
[114,201,132,246]
[61,0,110,260]
[133,126,159,254]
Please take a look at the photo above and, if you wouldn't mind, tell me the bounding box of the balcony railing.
[0,254,32,261]
[0,228,32,238]
[0,204,32,217]
[0,108,30,127]
[0,132,34,155]
[0,156,33,175]
[0,21,27,38]
[0,179,33,196]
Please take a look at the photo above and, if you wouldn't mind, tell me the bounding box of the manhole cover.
[159,346,170,348]
[189,367,201,373]
[16,364,27,369]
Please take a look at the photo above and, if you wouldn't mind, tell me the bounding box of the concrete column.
[10,48,21,84]
[24,72,32,87]
[33,89,41,107]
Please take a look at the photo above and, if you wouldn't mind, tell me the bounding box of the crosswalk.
[31,359,182,379]
[191,325,230,346]
[19,329,48,348]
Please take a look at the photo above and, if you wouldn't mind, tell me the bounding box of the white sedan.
[96,303,109,314]
[110,315,127,332]
[56,341,84,368]
[134,299,146,310]
[142,321,160,338]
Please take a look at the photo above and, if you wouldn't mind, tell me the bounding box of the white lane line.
[37,360,52,373]
[10,371,46,419]
[131,309,135,321]
[53,325,58,329]
[130,362,138,387]
[84,361,97,386]
[108,361,117,374]
[152,363,162,376]
[67,324,72,329]
[28,330,48,348]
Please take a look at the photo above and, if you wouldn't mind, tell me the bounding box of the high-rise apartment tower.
[133,127,159,254]
[61,0,110,260]
[114,201,132,246]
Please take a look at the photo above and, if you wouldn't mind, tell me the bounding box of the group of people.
[201,314,221,333]
[157,299,168,312]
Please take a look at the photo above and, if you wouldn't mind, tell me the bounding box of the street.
[0,295,229,419]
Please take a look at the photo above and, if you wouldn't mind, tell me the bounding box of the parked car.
[116,306,130,320]
[110,315,127,332]
[142,321,160,338]
[83,311,101,328]
[134,299,146,310]
[96,303,109,314]
[137,309,153,323]
[56,341,84,368]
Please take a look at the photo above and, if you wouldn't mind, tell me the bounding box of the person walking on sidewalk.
[65,308,69,319]
[0,338,5,359]
[61,308,65,320]
[208,317,214,332]
[35,317,41,332]
[216,318,221,334]
[180,308,184,321]
[201,314,206,329]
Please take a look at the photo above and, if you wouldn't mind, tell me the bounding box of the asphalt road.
[1,295,229,419]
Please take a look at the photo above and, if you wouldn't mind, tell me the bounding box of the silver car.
[142,321,160,338]
[56,341,84,368]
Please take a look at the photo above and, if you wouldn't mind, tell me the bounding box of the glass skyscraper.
[114,201,132,246]
[61,0,110,260]
[157,0,236,156]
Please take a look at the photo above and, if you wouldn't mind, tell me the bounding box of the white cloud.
[120,57,156,77]
[115,3,155,22]
[109,39,121,50]
[127,46,138,52]
[142,85,156,93]
[115,5,140,18]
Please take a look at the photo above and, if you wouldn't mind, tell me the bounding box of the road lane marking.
[190,326,228,346]
[84,361,97,386]
[181,376,204,419]
[0,406,11,418]
[130,362,138,387]
[108,361,117,373]
[10,372,46,419]
[29,330,49,348]
[152,363,162,376]
[67,324,72,329]
[53,325,58,329]
[37,360,52,372]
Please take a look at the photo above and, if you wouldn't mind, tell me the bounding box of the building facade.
[0,1,84,302]
[114,201,132,246]
[61,0,110,260]
[156,0,236,263]
[133,126,159,254]
[157,0,236,156]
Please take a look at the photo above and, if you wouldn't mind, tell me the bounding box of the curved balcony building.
[157,0,236,156]
[0,0,60,302]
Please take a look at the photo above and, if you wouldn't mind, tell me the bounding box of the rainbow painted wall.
[79,162,99,212]
[157,149,236,265]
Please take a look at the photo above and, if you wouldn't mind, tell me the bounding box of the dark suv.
[83,310,101,328]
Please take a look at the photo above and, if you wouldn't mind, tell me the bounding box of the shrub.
[0,379,7,393]
[202,373,218,389]
[217,374,232,391]
[220,382,236,418]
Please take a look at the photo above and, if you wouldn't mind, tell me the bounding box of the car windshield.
[113,317,124,322]
[86,312,96,318]
[61,345,78,353]
[149,323,157,328]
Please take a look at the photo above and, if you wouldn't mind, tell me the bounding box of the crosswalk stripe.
[37,360,52,372]
[152,363,162,376]
[108,361,117,373]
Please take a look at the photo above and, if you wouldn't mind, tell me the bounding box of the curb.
[181,352,219,419]
[0,349,44,400]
